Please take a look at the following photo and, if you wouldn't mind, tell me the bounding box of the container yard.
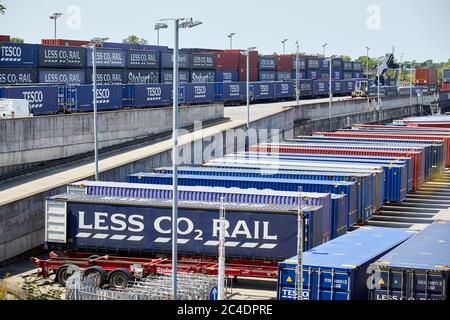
[0,0,449,307]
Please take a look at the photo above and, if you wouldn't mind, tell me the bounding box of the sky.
[0,0,449,62]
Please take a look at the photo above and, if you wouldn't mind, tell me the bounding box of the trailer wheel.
[83,266,106,287]
[56,264,78,287]
[108,269,131,289]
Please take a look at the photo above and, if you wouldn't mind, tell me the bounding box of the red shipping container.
[319,131,450,167]
[0,35,10,42]
[238,50,258,67]
[215,51,240,70]
[239,66,258,82]
[41,39,92,47]
[251,144,424,190]
[442,82,450,91]
[277,54,294,71]
[414,68,438,85]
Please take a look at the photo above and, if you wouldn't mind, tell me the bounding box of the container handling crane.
[352,53,399,98]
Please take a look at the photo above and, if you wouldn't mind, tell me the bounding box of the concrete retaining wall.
[0,104,224,175]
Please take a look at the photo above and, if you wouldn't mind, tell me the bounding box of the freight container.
[239,50,258,67]
[38,45,86,68]
[86,69,125,85]
[343,61,353,71]
[252,82,275,101]
[415,68,438,85]
[58,84,123,112]
[332,80,344,95]
[343,80,355,92]
[332,58,343,69]
[215,51,240,70]
[343,72,353,80]
[252,144,424,190]
[41,39,91,47]
[103,42,169,52]
[332,70,342,80]
[160,70,190,84]
[0,69,37,85]
[191,53,216,70]
[259,56,277,70]
[125,70,159,84]
[0,85,58,115]
[441,82,450,92]
[276,71,292,81]
[313,80,329,96]
[320,58,329,70]
[215,70,238,82]
[128,172,358,230]
[369,221,450,300]
[39,69,86,85]
[259,71,277,82]
[306,57,320,70]
[291,70,307,80]
[190,70,215,83]
[183,83,215,105]
[277,54,294,71]
[298,79,313,97]
[443,69,450,83]
[0,35,11,42]
[68,181,333,249]
[160,52,191,69]
[153,165,372,224]
[293,56,307,71]
[45,194,319,260]
[219,82,246,102]
[86,48,126,68]
[306,70,320,80]
[320,72,330,80]
[274,82,294,99]
[122,83,172,108]
[277,227,415,300]
[352,61,362,71]
[352,72,362,79]
[0,42,38,68]
[238,66,258,82]
[126,50,160,69]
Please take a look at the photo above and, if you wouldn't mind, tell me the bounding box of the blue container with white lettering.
[86,69,125,85]
[0,85,58,115]
[39,69,86,85]
[252,82,275,100]
[0,69,37,85]
[215,70,238,82]
[86,48,126,68]
[190,70,215,83]
[45,194,325,260]
[291,70,307,80]
[160,69,190,84]
[259,71,277,82]
[307,70,320,80]
[277,227,415,300]
[58,84,123,112]
[313,80,329,96]
[220,82,246,102]
[124,70,160,84]
[38,45,86,68]
[183,83,215,104]
[122,83,172,108]
[0,42,38,68]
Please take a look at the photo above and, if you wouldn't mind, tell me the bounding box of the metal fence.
[65,272,223,300]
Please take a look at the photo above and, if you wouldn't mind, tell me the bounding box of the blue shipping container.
[38,69,86,85]
[183,83,215,104]
[126,50,160,69]
[86,69,125,84]
[291,70,307,80]
[343,61,353,71]
[313,80,329,96]
[352,72,362,79]
[274,81,294,99]
[277,227,415,300]
[320,58,329,70]
[49,194,318,260]
[160,52,191,69]
[191,53,216,70]
[259,71,277,82]
[219,82,246,102]
[0,42,38,68]
[0,69,37,85]
[293,57,307,70]
[443,69,450,82]
[0,85,58,115]
[252,82,275,100]
[369,221,450,300]
[276,71,292,81]
[190,70,216,83]
[102,42,169,52]
[215,70,238,83]
[259,56,277,70]
[332,70,343,80]
[122,83,172,108]
[343,72,353,80]
[125,70,159,84]
[160,69,189,84]
[299,79,313,97]
[60,84,123,112]
[353,61,363,71]
[307,57,320,70]
[86,48,126,68]
[307,70,320,80]
[38,45,86,68]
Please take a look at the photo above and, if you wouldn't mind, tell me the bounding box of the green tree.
[0,4,6,14]
[340,55,352,62]
[123,35,148,45]
[10,37,24,44]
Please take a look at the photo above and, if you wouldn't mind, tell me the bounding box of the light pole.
[281,39,288,54]
[295,41,300,106]
[49,12,63,40]
[397,52,404,85]
[154,22,168,46]
[409,62,413,116]
[366,47,370,106]
[245,46,257,128]
[322,43,328,58]
[228,33,236,50]
[328,55,333,131]
[88,37,109,181]
[161,17,202,300]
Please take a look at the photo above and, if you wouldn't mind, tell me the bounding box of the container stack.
[442,69,450,91]
[258,55,277,82]
[238,50,258,82]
